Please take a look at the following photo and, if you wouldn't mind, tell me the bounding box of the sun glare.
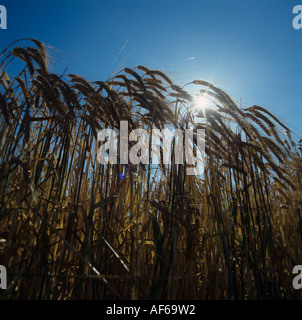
[192,93,212,112]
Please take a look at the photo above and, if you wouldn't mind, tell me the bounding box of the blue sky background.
[1,0,301,138]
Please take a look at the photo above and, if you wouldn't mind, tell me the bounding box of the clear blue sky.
[1,0,301,137]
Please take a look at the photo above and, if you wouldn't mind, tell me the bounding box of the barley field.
[0,39,301,300]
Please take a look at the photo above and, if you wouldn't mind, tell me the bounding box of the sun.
[192,93,212,112]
